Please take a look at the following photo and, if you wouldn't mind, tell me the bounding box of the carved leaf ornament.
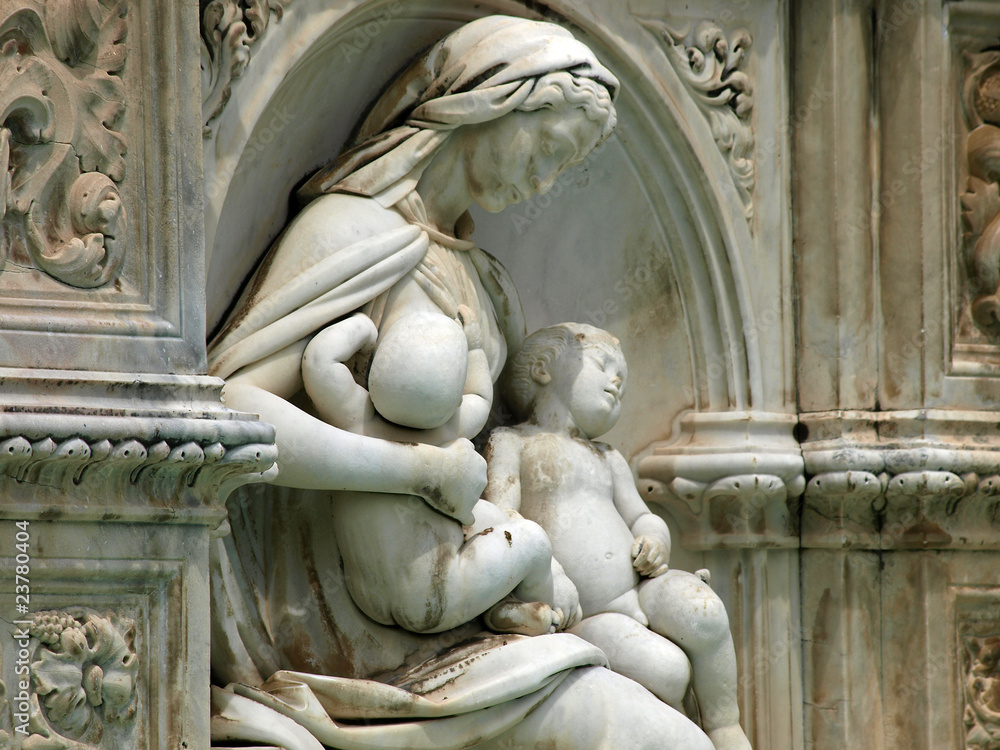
[18,610,138,750]
[639,18,755,222]
[0,0,128,289]
[200,0,291,135]
[964,634,1000,748]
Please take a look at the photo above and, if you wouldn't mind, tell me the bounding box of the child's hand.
[631,535,669,577]
[550,557,583,630]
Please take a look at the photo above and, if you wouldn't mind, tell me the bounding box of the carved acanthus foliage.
[0,0,128,289]
[19,610,137,749]
[964,634,1000,748]
[639,18,755,222]
[200,0,291,136]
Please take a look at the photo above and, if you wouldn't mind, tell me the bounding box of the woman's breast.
[379,243,508,379]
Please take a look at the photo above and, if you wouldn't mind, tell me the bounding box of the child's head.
[504,322,626,436]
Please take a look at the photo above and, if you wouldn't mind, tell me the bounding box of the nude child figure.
[483,322,753,750]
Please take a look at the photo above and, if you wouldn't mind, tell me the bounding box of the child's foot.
[707,724,752,750]
[484,597,559,635]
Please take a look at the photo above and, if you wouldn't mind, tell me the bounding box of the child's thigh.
[639,570,732,649]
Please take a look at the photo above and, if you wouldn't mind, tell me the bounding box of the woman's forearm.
[221,382,484,519]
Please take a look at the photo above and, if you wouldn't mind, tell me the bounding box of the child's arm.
[302,313,380,433]
[483,427,524,513]
[606,446,671,578]
[303,309,492,444]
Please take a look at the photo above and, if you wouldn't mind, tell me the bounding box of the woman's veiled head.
[299,15,619,206]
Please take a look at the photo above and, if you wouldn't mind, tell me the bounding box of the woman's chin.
[475,194,516,213]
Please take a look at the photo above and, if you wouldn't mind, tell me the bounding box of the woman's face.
[460,107,605,213]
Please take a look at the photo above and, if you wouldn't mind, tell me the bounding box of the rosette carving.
[200,0,292,136]
[0,0,128,289]
[639,17,755,222]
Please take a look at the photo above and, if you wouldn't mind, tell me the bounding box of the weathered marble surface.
[7,0,1000,748]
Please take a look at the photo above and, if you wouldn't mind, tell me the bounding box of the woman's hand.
[418,438,487,525]
[550,557,583,630]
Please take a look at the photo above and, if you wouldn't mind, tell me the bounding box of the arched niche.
[203,0,760,458]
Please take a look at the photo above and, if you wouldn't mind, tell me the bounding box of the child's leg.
[639,570,752,750]
[568,612,691,711]
[332,495,557,634]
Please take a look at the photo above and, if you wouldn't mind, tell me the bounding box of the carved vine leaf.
[200,0,291,137]
[961,50,1000,337]
[638,17,755,223]
[0,0,128,289]
[27,611,139,747]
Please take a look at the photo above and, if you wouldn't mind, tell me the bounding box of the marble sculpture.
[207,15,745,750]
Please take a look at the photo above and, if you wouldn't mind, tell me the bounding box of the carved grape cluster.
[29,611,81,645]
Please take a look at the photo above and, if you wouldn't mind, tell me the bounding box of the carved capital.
[802,410,1000,550]
[638,16,755,222]
[0,0,129,289]
[637,411,804,550]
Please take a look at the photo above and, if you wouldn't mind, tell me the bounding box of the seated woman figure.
[209,15,716,750]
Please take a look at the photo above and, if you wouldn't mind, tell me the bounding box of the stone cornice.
[0,371,276,526]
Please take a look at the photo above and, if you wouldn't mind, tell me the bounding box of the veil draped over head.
[297,14,619,207]
[208,15,618,380]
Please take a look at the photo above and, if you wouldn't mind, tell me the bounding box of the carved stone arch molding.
[202,0,804,553]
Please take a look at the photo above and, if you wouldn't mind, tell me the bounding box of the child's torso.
[516,433,641,616]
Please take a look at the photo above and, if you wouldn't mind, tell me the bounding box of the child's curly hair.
[503,322,621,421]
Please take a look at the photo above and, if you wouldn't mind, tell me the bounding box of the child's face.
[552,341,627,438]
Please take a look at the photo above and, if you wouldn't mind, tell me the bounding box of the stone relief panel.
[953,589,1000,750]
[951,5,1000,376]
[960,48,1000,340]
[0,0,208,373]
[14,610,138,749]
[963,633,1000,748]
[0,0,128,289]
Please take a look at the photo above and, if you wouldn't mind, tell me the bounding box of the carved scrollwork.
[15,610,137,749]
[200,0,292,136]
[961,50,1000,336]
[0,0,128,289]
[638,17,755,222]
